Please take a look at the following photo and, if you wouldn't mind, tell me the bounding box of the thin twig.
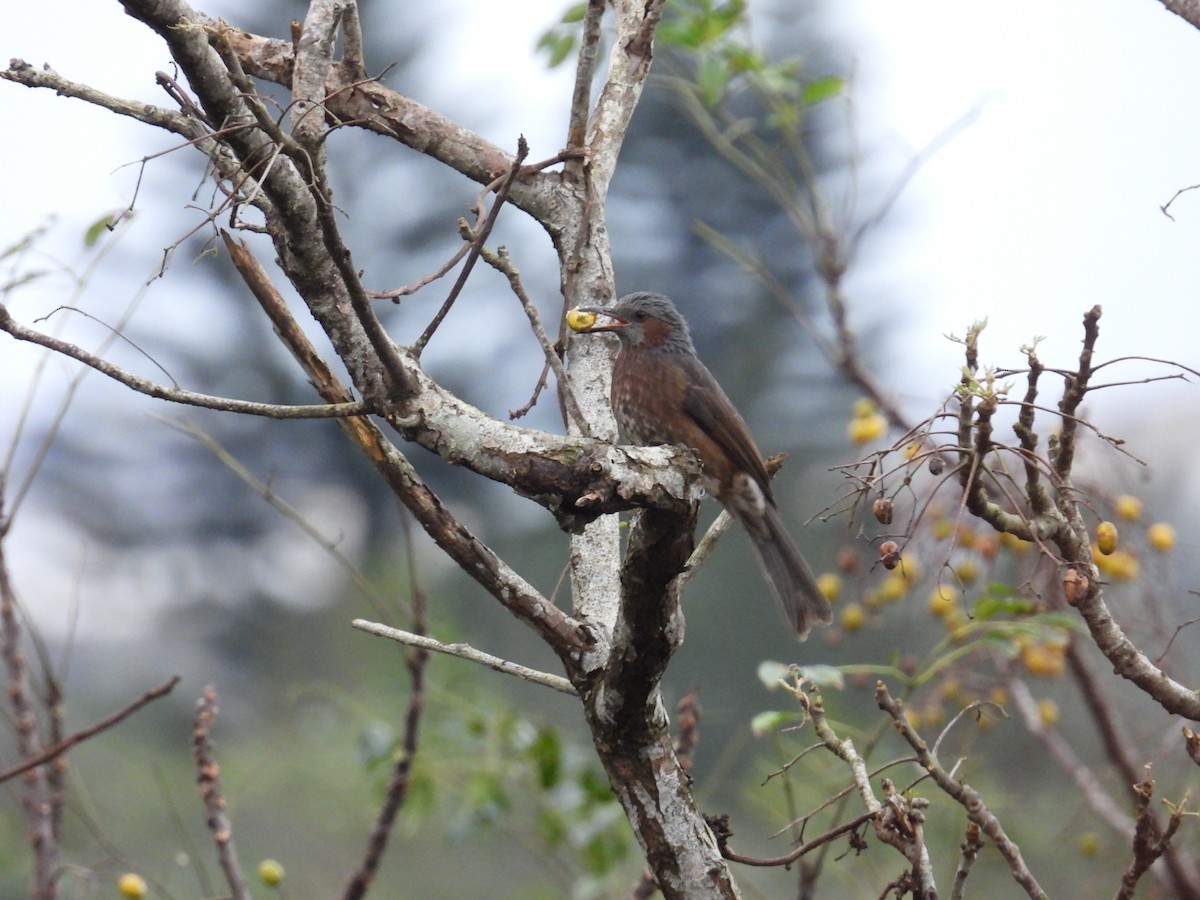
[0,675,181,784]
[412,136,530,356]
[164,419,396,621]
[472,240,591,435]
[0,303,369,419]
[342,513,429,899]
[352,619,576,694]
[193,686,250,900]
[566,0,607,149]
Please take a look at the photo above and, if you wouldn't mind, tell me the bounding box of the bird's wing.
[678,354,775,499]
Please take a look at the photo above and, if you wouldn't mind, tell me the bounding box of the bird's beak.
[573,306,628,333]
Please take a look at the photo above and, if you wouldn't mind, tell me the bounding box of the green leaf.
[801,74,845,105]
[536,31,576,68]
[529,725,563,789]
[794,664,846,689]
[695,54,730,106]
[756,660,792,688]
[83,212,118,248]
[750,709,798,737]
[561,2,588,23]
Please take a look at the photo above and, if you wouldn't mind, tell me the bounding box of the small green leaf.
[536,31,576,68]
[529,725,563,789]
[83,212,118,248]
[750,709,797,737]
[696,54,730,106]
[561,2,588,23]
[756,660,792,688]
[801,74,845,105]
[794,664,845,689]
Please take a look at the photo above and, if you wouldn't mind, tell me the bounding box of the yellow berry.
[1021,642,1065,677]
[1105,549,1140,582]
[1147,522,1176,552]
[897,553,920,584]
[903,707,922,729]
[1017,643,1065,676]
[1038,698,1060,726]
[565,307,598,331]
[1079,832,1101,857]
[852,397,877,418]
[118,874,148,899]
[988,686,1009,707]
[1114,495,1143,521]
[258,859,285,886]
[999,532,1031,553]
[932,519,955,541]
[816,573,842,602]
[954,560,980,585]
[928,585,958,617]
[841,602,867,631]
[903,441,921,459]
[878,572,909,603]
[847,411,887,444]
[1095,521,1118,555]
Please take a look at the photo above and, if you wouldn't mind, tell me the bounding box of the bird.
[575,291,832,640]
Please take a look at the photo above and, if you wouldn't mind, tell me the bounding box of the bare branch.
[413,137,530,356]
[192,686,250,900]
[0,676,181,784]
[1156,0,1200,32]
[876,683,1048,899]
[352,619,576,695]
[0,303,369,418]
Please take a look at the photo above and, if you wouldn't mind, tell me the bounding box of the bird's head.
[575,292,696,353]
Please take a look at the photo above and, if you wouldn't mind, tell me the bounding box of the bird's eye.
[632,311,647,321]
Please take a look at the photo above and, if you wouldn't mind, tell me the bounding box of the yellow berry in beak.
[567,307,598,331]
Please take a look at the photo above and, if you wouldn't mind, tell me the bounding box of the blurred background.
[3,0,1200,896]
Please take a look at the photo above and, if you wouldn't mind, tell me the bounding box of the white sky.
[4,1,1200,632]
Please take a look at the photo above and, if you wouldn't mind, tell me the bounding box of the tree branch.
[352,620,576,694]
[0,303,369,418]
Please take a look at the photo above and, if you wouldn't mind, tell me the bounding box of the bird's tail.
[742,503,833,641]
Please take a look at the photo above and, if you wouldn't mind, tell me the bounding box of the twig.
[352,619,576,695]
[220,236,586,660]
[164,419,395,621]
[0,303,369,419]
[192,686,250,900]
[412,136,530,356]
[719,812,876,867]
[0,489,56,894]
[0,675,180,784]
[949,822,983,900]
[875,682,1048,899]
[472,240,591,435]
[1161,181,1200,219]
[673,454,785,595]
[1115,771,1187,900]
[509,358,553,420]
[1005,676,1133,837]
[566,0,607,149]
[342,515,430,899]
[371,241,472,301]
